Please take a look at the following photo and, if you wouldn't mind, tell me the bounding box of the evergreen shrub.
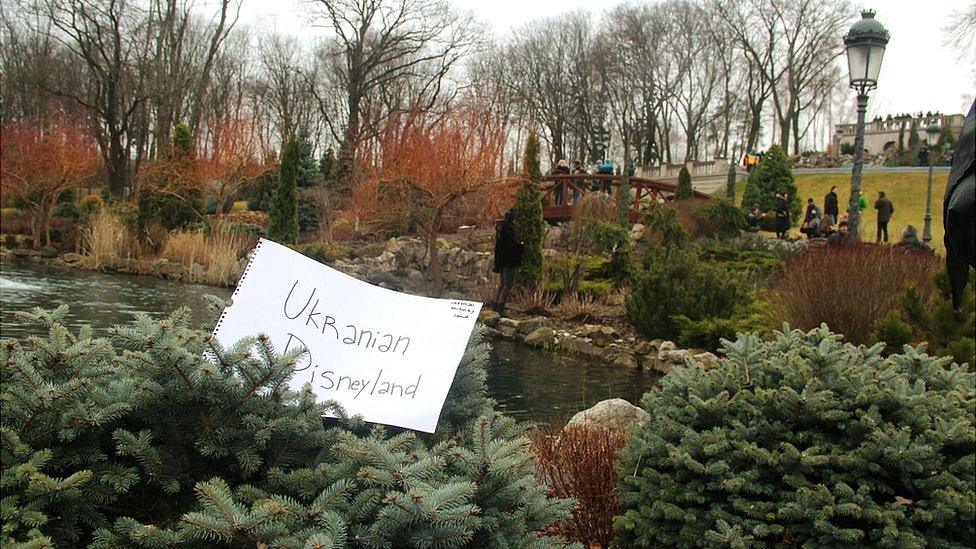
[674,166,694,199]
[626,249,751,341]
[0,306,573,547]
[616,326,976,547]
[268,137,300,244]
[512,131,545,288]
[740,145,800,224]
[692,199,745,240]
[871,270,976,366]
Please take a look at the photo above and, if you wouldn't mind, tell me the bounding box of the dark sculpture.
[944,99,975,308]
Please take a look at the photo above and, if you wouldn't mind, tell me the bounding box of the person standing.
[874,190,894,243]
[571,160,586,204]
[597,160,614,195]
[775,192,791,239]
[550,159,570,205]
[492,211,524,316]
[824,185,839,224]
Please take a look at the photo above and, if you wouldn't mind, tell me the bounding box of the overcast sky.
[236,0,976,119]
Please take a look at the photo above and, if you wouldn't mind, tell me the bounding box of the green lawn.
[732,171,947,252]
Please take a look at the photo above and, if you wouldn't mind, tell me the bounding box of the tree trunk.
[30,214,40,250]
[427,223,442,298]
[108,130,128,199]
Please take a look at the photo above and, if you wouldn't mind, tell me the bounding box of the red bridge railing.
[540,173,710,223]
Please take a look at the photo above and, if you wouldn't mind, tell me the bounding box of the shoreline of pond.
[0,246,711,375]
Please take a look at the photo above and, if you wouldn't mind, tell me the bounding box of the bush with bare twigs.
[532,425,628,547]
[769,244,941,344]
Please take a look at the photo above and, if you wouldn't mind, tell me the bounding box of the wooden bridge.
[540,173,711,223]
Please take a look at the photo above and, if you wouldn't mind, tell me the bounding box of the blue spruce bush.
[0,304,572,547]
[615,325,976,547]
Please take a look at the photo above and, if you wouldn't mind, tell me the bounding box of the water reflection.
[1,261,658,424]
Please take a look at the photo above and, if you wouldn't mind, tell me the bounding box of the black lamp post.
[923,123,941,243]
[843,10,890,238]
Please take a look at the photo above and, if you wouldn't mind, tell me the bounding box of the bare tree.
[309,0,474,192]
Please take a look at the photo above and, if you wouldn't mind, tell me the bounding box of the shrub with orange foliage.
[197,117,271,213]
[139,117,270,217]
[1,115,100,248]
[353,105,515,295]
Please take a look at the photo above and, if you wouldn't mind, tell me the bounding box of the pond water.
[0,261,657,425]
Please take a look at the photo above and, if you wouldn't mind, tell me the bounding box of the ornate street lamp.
[923,123,941,243]
[843,10,890,237]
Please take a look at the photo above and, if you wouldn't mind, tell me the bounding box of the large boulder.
[517,316,550,336]
[523,326,555,347]
[566,398,650,432]
[579,324,618,347]
[478,309,501,328]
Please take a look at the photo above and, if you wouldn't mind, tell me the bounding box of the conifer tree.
[740,145,799,223]
[296,128,320,188]
[268,137,300,244]
[512,131,545,288]
[615,326,976,548]
[1,305,573,547]
[674,165,694,199]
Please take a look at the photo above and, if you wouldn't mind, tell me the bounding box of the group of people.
[549,158,632,205]
[745,185,932,252]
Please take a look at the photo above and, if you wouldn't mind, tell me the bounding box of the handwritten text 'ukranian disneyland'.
[280,280,420,399]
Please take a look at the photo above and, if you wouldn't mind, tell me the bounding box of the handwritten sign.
[212,238,482,432]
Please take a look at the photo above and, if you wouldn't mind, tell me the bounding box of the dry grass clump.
[513,286,556,315]
[160,222,252,286]
[555,292,611,323]
[531,425,628,547]
[83,209,133,267]
[572,192,616,222]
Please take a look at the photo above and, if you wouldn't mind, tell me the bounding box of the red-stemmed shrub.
[531,425,628,547]
[769,244,940,343]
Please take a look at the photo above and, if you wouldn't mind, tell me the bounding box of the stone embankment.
[478,309,718,374]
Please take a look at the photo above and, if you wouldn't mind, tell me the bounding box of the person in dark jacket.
[944,99,975,309]
[874,190,894,243]
[824,186,839,224]
[828,220,853,246]
[492,211,523,316]
[893,225,934,254]
[597,160,614,195]
[746,204,762,231]
[550,159,570,205]
[774,192,791,239]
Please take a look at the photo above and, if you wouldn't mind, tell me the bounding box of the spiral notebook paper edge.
[212,238,266,337]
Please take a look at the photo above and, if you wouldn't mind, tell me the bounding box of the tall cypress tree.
[674,165,694,199]
[511,131,545,288]
[268,137,300,244]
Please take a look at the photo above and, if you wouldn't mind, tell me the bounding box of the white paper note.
[212,238,482,432]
